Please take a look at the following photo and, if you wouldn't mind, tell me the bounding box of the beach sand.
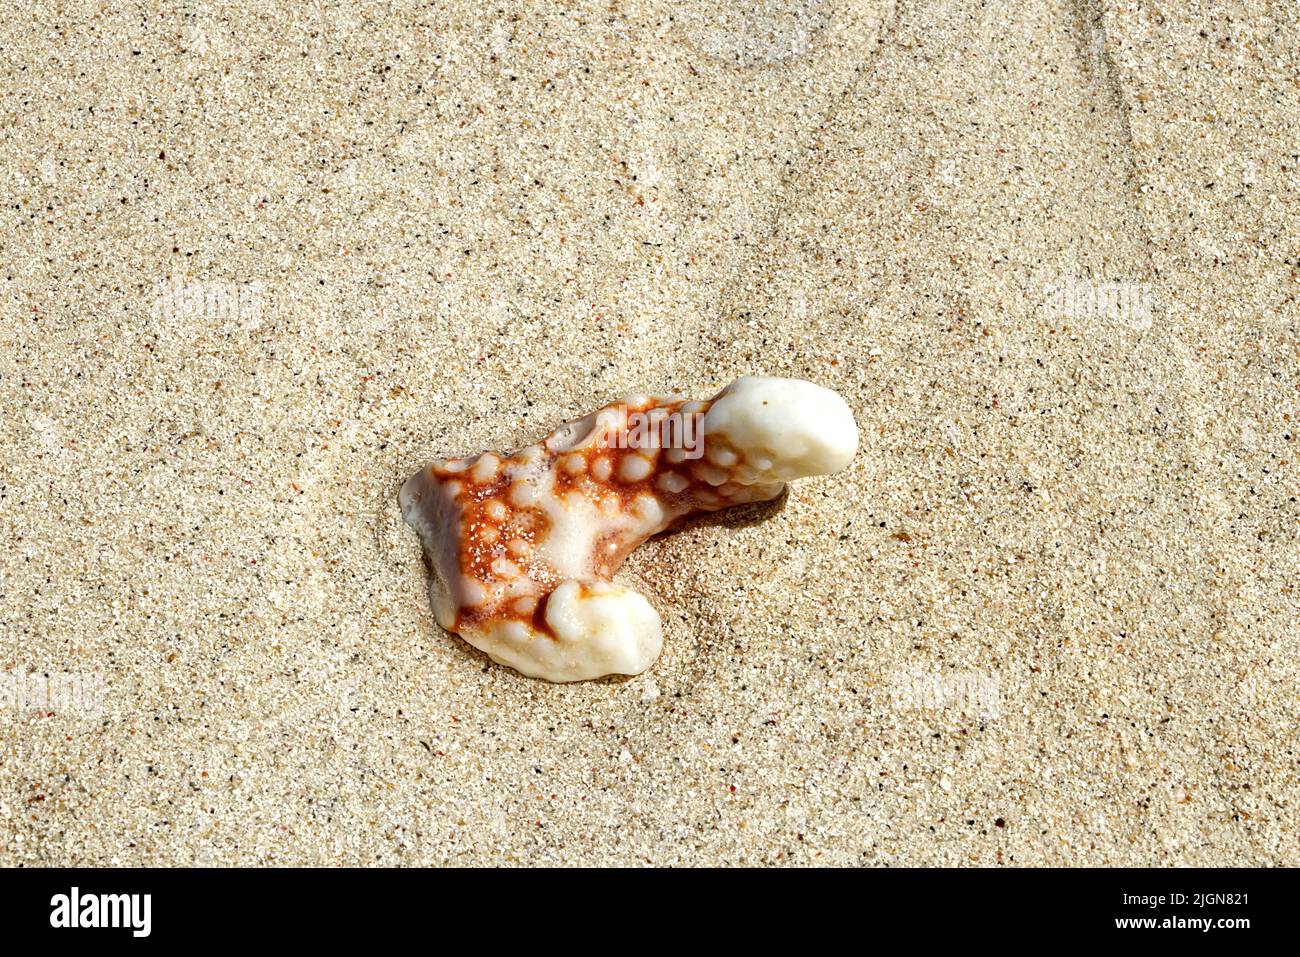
[1,0,1296,865]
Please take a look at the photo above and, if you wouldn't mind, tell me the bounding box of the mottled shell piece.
[400,376,858,681]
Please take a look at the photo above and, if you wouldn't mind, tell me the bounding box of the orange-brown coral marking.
[401,375,861,682]
[412,394,775,639]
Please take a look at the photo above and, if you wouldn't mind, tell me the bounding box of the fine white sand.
[1,0,1296,865]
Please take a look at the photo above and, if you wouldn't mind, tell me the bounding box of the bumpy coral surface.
[400,376,858,681]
